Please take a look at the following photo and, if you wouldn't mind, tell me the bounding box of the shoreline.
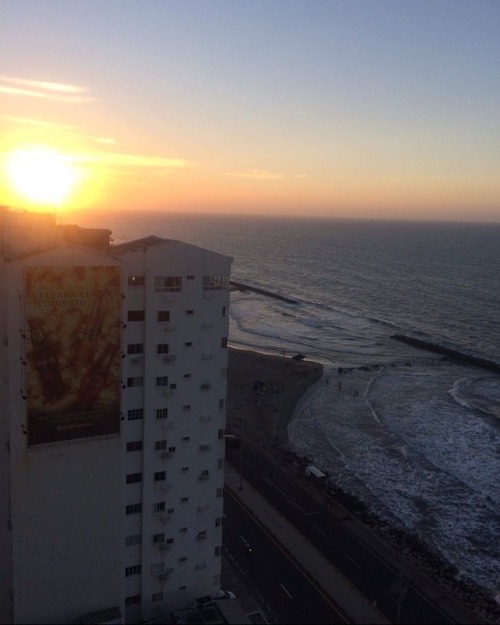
[226,346,499,623]
[226,346,324,446]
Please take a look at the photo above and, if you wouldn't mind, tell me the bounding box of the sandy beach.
[225,347,324,446]
[225,347,500,623]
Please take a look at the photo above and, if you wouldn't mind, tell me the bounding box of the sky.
[1,0,499,222]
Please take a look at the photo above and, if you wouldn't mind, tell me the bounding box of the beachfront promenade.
[223,445,489,625]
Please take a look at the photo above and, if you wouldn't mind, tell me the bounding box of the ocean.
[66,210,500,602]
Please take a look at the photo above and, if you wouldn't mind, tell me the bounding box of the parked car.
[210,590,236,600]
[224,433,240,449]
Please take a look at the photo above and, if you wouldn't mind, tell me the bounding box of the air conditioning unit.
[198,474,209,481]
[200,382,212,390]
[163,354,176,363]
[159,543,169,551]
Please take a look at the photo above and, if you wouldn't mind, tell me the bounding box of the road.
[223,489,348,624]
[225,443,462,625]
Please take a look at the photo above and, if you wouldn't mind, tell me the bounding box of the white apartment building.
[0,208,232,624]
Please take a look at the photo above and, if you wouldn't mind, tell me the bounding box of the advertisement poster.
[24,266,121,445]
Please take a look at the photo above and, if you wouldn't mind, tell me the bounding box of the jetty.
[392,334,500,374]
[230,281,298,305]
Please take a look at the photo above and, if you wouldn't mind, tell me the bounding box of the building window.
[154,471,166,482]
[128,276,144,286]
[221,337,228,348]
[156,376,168,387]
[153,502,165,514]
[187,275,195,280]
[214,546,221,556]
[184,341,192,347]
[126,440,143,452]
[167,507,175,514]
[182,405,191,411]
[155,440,167,451]
[154,276,182,292]
[203,275,229,290]
[219,399,225,409]
[126,503,142,515]
[217,459,224,470]
[153,533,165,544]
[215,517,222,527]
[125,565,141,577]
[128,310,145,322]
[157,343,169,354]
[181,436,190,442]
[127,376,144,388]
[128,408,143,421]
[151,562,165,577]
[184,373,191,379]
[126,473,142,484]
[168,446,176,452]
[157,310,170,322]
[127,343,144,355]
[156,408,168,420]
[216,488,223,498]
[181,497,188,503]
[222,306,227,317]
[181,466,189,473]
[152,592,163,603]
[125,534,142,547]
[186,309,194,315]
[169,383,177,390]
[125,595,141,606]
[179,556,187,563]
[218,429,224,440]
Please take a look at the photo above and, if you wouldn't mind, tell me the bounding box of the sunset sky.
[1,0,499,222]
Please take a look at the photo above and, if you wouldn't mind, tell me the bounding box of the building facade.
[0,208,232,624]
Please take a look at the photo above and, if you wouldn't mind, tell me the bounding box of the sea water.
[67,210,500,600]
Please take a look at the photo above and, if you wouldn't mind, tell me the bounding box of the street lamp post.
[238,439,244,489]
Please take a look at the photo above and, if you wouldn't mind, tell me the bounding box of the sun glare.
[6,147,81,208]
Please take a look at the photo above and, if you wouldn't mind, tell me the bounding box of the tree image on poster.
[24,266,121,445]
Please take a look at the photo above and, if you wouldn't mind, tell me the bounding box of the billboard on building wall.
[24,266,122,445]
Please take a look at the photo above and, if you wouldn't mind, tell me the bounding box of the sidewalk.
[224,450,489,625]
[224,461,390,625]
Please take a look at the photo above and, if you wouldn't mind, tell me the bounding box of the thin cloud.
[4,116,117,145]
[224,169,306,180]
[75,151,188,169]
[93,137,117,145]
[0,76,94,103]
[4,115,77,131]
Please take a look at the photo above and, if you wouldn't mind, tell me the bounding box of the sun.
[6,146,81,208]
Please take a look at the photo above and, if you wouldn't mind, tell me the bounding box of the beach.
[226,347,324,446]
[225,347,500,623]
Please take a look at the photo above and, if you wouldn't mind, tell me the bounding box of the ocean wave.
[449,377,500,419]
